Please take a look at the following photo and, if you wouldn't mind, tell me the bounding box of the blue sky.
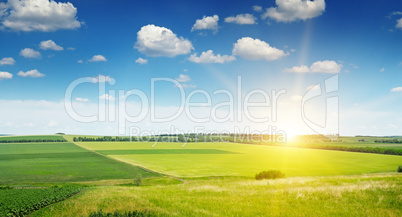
[0,0,402,136]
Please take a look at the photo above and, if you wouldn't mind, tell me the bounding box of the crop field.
[0,186,82,216]
[0,142,159,184]
[31,174,402,217]
[77,142,402,177]
[1,135,401,216]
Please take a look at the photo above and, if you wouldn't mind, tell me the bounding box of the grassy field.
[0,142,159,184]
[1,135,401,216]
[77,142,402,177]
[31,174,402,217]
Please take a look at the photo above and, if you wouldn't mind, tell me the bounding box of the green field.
[77,141,402,177]
[32,175,402,217]
[0,142,159,184]
[1,135,401,216]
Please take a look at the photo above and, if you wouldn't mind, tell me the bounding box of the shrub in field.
[88,209,155,217]
[134,174,142,186]
[398,165,402,173]
[255,170,285,180]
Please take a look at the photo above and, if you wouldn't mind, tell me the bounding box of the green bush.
[88,209,155,217]
[398,165,402,173]
[255,170,285,180]
[134,174,142,186]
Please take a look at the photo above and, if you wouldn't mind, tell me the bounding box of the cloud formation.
[283,60,342,73]
[0,71,13,80]
[391,87,402,92]
[188,50,236,63]
[39,40,63,51]
[262,0,326,22]
[88,74,112,83]
[135,57,148,64]
[17,69,45,77]
[225,14,257,25]
[20,48,41,58]
[0,0,81,32]
[135,24,193,57]
[191,15,219,32]
[89,55,107,62]
[397,18,402,29]
[232,37,288,61]
[0,57,15,65]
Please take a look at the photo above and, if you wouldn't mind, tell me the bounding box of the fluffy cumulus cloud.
[0,0,81,32]
[39,40,63,51]
[0,57,15,65]
[135,57,148,64]
[89,55,107,62]
[188,50,236,63]
[20,48,41,58]
[283,60,342,73]
[391,87,402,92]
[135,24,193,57]
[232,37,288,61]
[191,15,219,32]
[224,14,257,25]
[397,18,402,29]
[17,69,45,77]
[262,0,326,22]
[0,71,13,80]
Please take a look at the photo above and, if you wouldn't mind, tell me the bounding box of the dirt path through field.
[63,135,188,184]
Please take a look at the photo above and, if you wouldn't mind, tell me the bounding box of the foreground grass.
[0,142,159,184]
[32,174,402,217]
[78,142,402,177]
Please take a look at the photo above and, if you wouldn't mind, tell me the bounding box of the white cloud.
[75,97,89,102]
[188,50,236,63]
[48,120,58,127]
[67,47,75,51]
[39,40,63,51]
[17,69,45,78]
[284,60,342,74]
[88,74,112,83]
[20,48,41,58]
[0,0,81,32]
[310,60,342,73]
[232,37,288,61]
[89,55,107,62]
[135,57,148,64]
[379,67,385,72]
[283,65,310,73]
[77,60,83,63]
[135,24,194,57]
[391,87,402,92]
[176,74,191,82]
[0,57,15,65]
[253,5,263,12]
[99,94,115,101]
[225,14,257,25]
[0,71,13,80]
[191,15,219,32]
[181,84,197,88]
[262,0,326,22]
[397,18,402,29]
